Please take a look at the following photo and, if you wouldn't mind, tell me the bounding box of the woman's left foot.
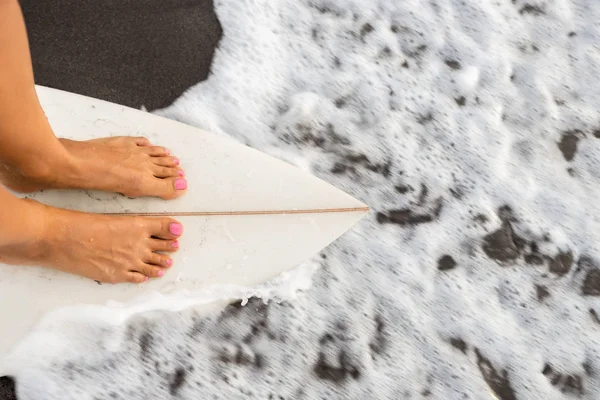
[0,136,187,199]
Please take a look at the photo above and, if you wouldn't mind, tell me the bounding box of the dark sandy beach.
[0,376,16,400]
[20,0,222,110]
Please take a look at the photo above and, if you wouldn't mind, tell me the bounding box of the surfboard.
[0,86,368,363]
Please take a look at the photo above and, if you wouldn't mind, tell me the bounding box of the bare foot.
[0,136,187,200]
[0,198,184,283]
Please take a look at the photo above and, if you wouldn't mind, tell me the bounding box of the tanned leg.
[0,0,187,282]
[0,0,187,199]
[0,184,183,283]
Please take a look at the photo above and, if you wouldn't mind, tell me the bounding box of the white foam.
[8,0,600,398]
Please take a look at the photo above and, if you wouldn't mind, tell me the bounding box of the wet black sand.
[20,0,222,110]
[0,376,16,400]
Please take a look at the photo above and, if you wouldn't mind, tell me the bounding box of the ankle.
[0,198,49,262]
[14,140,78,187]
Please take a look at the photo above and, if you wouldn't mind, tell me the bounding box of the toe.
[137,263,168,278]
[152,166,180,178]
[146,146,170,156]
[152,156,180,167]
[144,252,173,268]
[150,238,180,252]
[153,177,187,200]
[126,272,149,283]
[139,176,186,200]
[172,177,187,192]
[148,217,184,240]
[134,137,151,146]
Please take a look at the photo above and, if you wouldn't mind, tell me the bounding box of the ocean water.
[7,0,600,398]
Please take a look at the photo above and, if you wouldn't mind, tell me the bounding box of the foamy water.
[7,0,600,398]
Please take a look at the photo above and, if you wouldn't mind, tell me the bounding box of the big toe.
[147,217,184,240]
[147,177,187,200]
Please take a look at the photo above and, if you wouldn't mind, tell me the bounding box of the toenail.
[174,158,180,165]
[166,149,170,155]
[175,178,187,190]
[144,276,149,282]
[166,259,173,266]
[172,241,179,248]
[177,170,184,177]
[157,270,165,277]
[170,223,183,236]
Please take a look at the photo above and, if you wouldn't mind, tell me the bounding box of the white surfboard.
[0,86,368,362]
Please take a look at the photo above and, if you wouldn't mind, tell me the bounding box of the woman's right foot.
[0,198,184,284]
[0,136,188,200]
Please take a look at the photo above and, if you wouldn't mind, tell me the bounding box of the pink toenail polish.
[170,222,183,236]
[172,241,179,248]
[174,158,180,165]
[157,270,165,277]
[144,276,149,282]
[166,149,170,155]
[177,170,184,177]
[166,259,173,266]
[175,178,187,190]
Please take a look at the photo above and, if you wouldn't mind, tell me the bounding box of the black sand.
[20,0,222,110]
[0,376,16,400]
